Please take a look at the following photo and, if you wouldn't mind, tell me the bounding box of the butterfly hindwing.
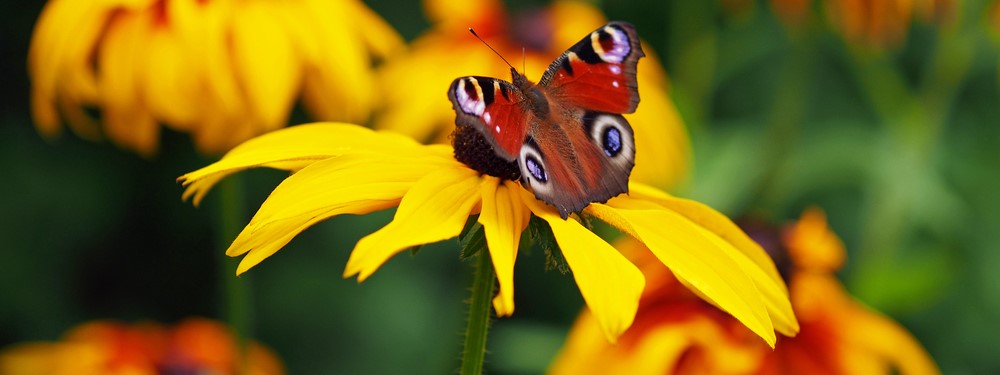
[538,22,644,115]
[519,109,636,218]
[448,76,528,160]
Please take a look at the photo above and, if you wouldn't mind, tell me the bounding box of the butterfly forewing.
[539,22,643,114]
[448,76,528,160]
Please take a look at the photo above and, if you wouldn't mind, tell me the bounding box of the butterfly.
[448,22,644,219]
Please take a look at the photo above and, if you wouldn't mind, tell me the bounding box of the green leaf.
[527,216,568,274]
[459,217,487,259]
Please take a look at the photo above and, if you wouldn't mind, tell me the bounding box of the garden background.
[1,0,998,373]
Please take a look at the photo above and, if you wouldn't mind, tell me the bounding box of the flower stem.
[460,251,495,375]
[216,175,253,372]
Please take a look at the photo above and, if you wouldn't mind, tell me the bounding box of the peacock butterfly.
[448,22,644,219]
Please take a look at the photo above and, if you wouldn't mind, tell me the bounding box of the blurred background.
[1,0,998,374]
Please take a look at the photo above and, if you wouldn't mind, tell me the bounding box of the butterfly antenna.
[469,28,515,71]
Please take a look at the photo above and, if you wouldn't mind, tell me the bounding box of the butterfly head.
[510,68,551,118]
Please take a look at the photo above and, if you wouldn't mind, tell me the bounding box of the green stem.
[460,251,495,375]
[216,175,252,372]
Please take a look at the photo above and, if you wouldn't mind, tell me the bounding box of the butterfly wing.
[518,111,636,218]
[520,22,642,218]
[538,22,644,114]
[447,22,644,219]
[448,76,529,160]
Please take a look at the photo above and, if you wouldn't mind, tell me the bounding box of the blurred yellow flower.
[0,318,283,375]
[28,0,401,156]
[376,0,689,189]
[178,123,796,344]
[550,207,939,375]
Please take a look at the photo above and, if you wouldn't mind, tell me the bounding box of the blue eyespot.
[525,156,547,183]
[603,127,622,157]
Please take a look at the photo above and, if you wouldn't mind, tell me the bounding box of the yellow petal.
[343,0,404,58]
[478,179,530,316]
[587,201,779,347]
[141,25,199,128]
[231,2,300,131]
[98,8,159,157]
[374,34,550,144]
[423,0,502,27]
[344,167,482,281]
[626,70,691,189]
[229,152,456,274]
[299,0,375,123]
[28,0,145,137]
[524,194,644,342]
[548,1,609,49]
[843,296,940,375]
[187,0,246,153]
[626,184,800,336]
[178,123,430,205]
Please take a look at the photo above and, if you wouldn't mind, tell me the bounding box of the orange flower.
[771,0,956,47]
[28,0,401,156]
[0,318,283,375]
[376,0,689,189]
[549,207,939,375]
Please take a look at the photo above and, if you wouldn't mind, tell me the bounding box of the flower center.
[452,124,521,181]
[738,219,793,283]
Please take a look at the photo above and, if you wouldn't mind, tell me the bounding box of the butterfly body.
[449,22,644,218]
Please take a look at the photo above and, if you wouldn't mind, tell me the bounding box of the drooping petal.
[228,152,459,274]
[343,0,404,58]
[98,8,159,156]
[844,299,940,375]
[478,179,530,316]
[523,194,644,342]
[141,24,200,128]
[624,184,800,336]
[230,2,300,132]
[299,0,376,123]
[586,201,780,347]
[344,167,483,281]
[28,0,149,137]
[178,123,430,204]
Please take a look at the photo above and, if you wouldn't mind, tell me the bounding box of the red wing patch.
[448,77,529,160]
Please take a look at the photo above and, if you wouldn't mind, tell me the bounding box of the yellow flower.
[28,0,401,156]
[0,318,283,375]
[376,0,689,188]
[179,123,796,344]
[550,207,939,375]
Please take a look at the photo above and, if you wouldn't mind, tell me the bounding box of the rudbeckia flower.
[375,0,689,188]
[549,207,939,375]
[0,318,283,375]
[28,0,401,156]
[178,123,797,344]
